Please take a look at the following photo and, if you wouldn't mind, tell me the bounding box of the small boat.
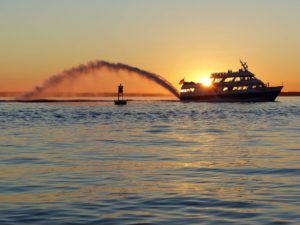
[180,61,283,102]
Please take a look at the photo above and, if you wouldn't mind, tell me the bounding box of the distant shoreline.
[0,92,299,97]
[279,92,300,96]
[0,92,173,98]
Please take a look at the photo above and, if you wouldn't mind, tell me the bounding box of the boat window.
[214,78,223,83]
[181,88,195,93]
[238,86,243,90]
[233,86,238,91]
[252,85,257,89]
[243,86,248,90]
[223,87,228,91]
[234,77,241,82]
[224,77,234,82]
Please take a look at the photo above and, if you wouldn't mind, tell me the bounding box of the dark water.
[0,97,300,224]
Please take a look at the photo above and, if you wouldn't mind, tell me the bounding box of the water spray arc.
[21,60,180,99]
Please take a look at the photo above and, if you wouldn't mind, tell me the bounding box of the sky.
[0,0,299,92]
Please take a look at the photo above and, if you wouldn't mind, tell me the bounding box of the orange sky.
[0,0,299,93]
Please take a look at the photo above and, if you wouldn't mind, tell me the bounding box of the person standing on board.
[118,84,124,101]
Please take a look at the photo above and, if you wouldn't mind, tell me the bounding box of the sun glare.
[199,77,212,87]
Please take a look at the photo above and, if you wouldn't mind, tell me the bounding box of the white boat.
[180,61,283,102]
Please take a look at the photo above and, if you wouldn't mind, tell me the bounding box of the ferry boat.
[180,61,283,102]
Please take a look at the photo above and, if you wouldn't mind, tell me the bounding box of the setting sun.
[199,77,213,87]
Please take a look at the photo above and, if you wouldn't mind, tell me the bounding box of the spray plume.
[20,60,180,99]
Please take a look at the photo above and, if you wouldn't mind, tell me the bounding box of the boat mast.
[240,60,249,71]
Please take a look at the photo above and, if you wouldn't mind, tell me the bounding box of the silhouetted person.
[118,84,124,100]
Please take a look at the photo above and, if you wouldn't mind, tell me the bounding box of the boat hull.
[180,86,283,102]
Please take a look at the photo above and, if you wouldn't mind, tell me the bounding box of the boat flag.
[179,78,185,85]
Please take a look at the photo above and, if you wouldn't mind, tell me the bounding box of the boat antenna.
[240,59,249,71]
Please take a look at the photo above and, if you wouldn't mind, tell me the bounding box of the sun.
[199,77,212,87]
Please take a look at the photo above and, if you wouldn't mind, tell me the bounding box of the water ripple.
[0,97,299,224]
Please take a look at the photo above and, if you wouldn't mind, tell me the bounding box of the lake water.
[0,97,300,224]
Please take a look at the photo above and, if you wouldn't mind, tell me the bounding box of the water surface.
[0,97,300,224]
